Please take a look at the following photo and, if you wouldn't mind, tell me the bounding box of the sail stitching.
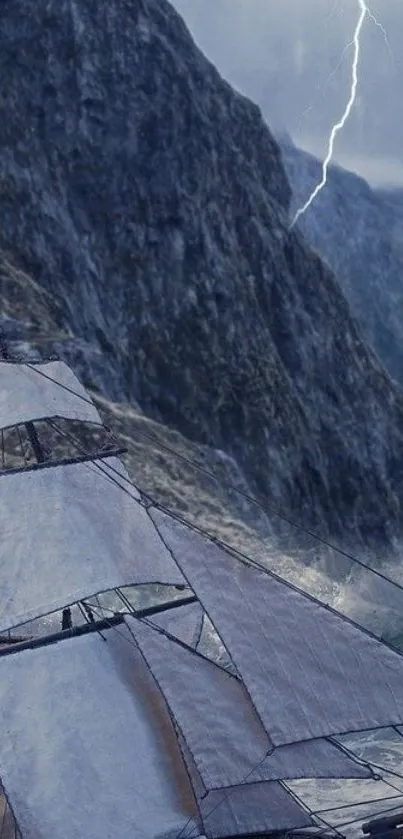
[84,609,300,839]
[148,504,403,661]
[125,614,275,789]
[142,504,270,738]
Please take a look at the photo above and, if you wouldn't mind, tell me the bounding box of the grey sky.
[171,0,403,186]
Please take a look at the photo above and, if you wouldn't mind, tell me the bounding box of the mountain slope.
[1,0,403,549]
[280,135,403,387]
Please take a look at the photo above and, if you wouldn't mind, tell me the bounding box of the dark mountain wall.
[1,0,403,548]
[280,136,403,388]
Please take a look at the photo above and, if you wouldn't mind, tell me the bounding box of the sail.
[199,782,312,838]
[151,601,204,647]
[0,625,315,839]
[0,361,101,427]
[107,623,314,838]
[0,630,199,839]
[179,734,313,839]
[150,508,403,746]
[0,459,185,632]
[127,615,372,788]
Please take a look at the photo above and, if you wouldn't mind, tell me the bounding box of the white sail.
[0,625,314,839]
[127,615,372,788]
[150,508,403,746]
[0,631,199,839]
[0,460,185,632]
[0,361,101,428]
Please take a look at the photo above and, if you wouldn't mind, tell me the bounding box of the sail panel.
[0,361,101,427]
[127,615,372,788]
[0,460,185,632]
[179,731,313,839]
[200,782,312,838]
[0,630,199,839]
[180,739,313,839]
[150,508,403,746]
[151,602,204,648]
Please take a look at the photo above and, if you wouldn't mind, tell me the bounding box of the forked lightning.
[290,1,389,229]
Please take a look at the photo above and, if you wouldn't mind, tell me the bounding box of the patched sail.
[179,732,313,838]
[127,615,372,789]
[150,508,403,746]
[0,459,185,632]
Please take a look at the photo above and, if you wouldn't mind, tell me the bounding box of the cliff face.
[2,0,403,548]
[280,136,403,389]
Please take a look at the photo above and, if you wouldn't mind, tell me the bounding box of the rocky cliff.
[2,0,403,550]
[280,135,403,388]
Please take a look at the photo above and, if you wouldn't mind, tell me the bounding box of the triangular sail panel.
[150,508,403,746]
[0,630,199,839]
[0,460,185,633]
[151,601,204,648]
[0,361,101,427]
[127,615,372,789]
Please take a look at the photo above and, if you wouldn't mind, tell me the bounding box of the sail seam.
[149,502,403,662]
[325,736,378,779]
[138,614,242,680]
[144,505,276,748]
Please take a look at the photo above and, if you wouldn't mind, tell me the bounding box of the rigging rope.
[26,363,95,407]
[324,798,403,833]
[42,414,403,633]
[87,601,403,839]
[313,791,403,816]
[281,782,345,839]
[43,403,403,662]
[84,600,277,839]
[26,362,403,602]
[22,362,403,836]
[46,419,141,502]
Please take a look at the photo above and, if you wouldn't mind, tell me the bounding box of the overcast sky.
[171,0,403,186]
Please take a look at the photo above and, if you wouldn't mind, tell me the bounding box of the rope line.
[23,361,403,836]
[313,791,403,816]
[26,363,95,407]
[35,388,403,665]
[87,603,403,839]
[86,602,278,839]
[281,782,345,839]
[26,362,403,599]
[326,799,403,832]
[46,419,139,502]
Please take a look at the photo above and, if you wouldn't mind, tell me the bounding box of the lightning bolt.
[289,1,390,230]
[366,7,393,61]
[290,0,367,229]
[296,37,355,135]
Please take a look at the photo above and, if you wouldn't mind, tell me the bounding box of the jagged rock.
[1,0,403,548]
